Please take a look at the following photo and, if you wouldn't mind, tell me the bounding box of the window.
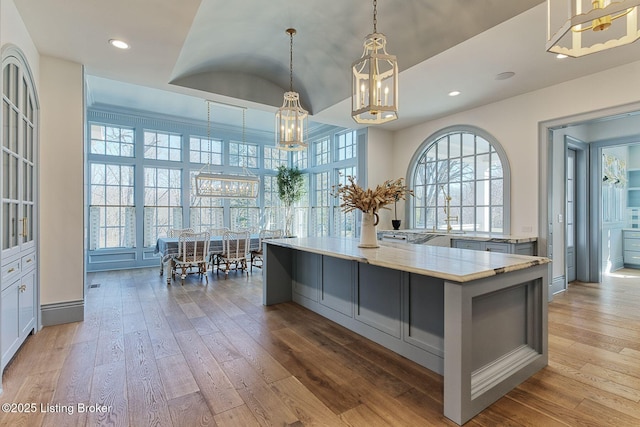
[89,163,135,249]
[90,124,134,157]
[143,167,182,246]
[189,171,224,232]
[292,148,308,170]
[312,171,330,236]
[409,127,509,233]
[293,174,310,237]
[334,166,357,237]
[230,198,259,230]
[262,175,285,229]
[229,141,258,168]
[144,130,181,161]
[313,137,331,166]
[336,130,357,161]
[263,146,288,170]
[190,136,222,165]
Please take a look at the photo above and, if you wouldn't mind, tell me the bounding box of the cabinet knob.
[19,284,27,292]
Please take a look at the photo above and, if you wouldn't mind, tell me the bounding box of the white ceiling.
[14,0,640,132]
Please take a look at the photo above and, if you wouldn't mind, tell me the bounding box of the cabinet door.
[19,269,35,337]
[1,282,20,368]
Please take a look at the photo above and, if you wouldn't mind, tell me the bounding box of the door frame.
[565,136,590,284]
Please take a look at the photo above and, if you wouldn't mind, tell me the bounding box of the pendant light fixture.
[352,0,398,124]
[547,0,640,57]
[275,28,308,151]
[195,101,259,198]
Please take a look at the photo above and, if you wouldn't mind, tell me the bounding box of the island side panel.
[443,263,549,425]
[263,243,293,305]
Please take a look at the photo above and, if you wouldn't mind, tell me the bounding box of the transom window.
[144,130,181,161]
[409,126,510,233]
[90,124,134,157]
[336,130,357,161]
[190,136,222,165]
[314,137,331,166]
[229,141,258,168]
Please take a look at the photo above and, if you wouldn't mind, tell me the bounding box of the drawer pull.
[25,258,32,263]
[7,267,15,273]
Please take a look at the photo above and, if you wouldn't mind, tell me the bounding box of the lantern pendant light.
[352,0,398,124]
[275,28,308,151]
[547,0,640,57]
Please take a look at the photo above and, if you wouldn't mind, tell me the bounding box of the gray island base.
[263,236,550,425]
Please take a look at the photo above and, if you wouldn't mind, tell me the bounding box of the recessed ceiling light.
[495,71,515,81]
[556,53,568,59]
[109,39,130,49]
[448,91,461,97]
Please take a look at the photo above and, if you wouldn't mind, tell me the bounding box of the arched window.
[408,126,510,233]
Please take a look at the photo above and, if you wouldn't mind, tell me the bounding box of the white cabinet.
[623,230,640,268]
[1,51,39,373]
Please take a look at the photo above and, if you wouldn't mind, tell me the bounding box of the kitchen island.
[263,236,550,425]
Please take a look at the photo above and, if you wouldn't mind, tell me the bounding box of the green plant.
[276,166,305,236]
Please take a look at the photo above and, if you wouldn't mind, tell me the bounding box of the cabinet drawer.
[624,238,640,252]
[1,259,21,290]
[624,231,640,240]
[623,250,640,265]
[485,243,510,253]
[21,252,36,272]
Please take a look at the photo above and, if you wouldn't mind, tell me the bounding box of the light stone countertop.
[266,236,550,283]
[377,229,538,245]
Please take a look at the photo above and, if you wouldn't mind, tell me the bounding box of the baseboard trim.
[550,275,566,295]
[41,300,84,326]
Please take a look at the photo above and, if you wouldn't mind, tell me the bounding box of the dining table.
[154,234,260,283]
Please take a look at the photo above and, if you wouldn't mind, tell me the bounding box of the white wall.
[39,56,84,305]
[365,127,396,229]
[385,59,640,282]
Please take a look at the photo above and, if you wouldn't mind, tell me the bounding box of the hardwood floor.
[0,267,639,426]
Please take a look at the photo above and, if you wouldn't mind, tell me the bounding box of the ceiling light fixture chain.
[288,28,294,92]
[373,0,377,33]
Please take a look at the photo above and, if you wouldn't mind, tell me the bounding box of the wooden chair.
[217,230,250,278]
[171,231,210,285]
[250,229,283,271]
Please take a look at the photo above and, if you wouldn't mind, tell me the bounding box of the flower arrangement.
[332,175,413,214]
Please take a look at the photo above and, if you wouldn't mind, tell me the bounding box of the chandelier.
[547,0,640,57]
[275,28,308,151]
[352,0,398,124]
[195,101,259,198]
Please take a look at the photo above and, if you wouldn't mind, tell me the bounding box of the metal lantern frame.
[351,0,398,124]
[547,0,640,57]
[276,28,308,151]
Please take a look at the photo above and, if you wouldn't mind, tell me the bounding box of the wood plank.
[174,329,244,414]
[270,376,345,426]
[168,391,217,427]
[213,404,260,427]
[221,358,299,425]
[0,370,59,427]
[201,332,243,363]
[123,330,173,426]
[86,361,129,427]
[156,353,200,400]
[190,315,220,336]
[140,301,182,359]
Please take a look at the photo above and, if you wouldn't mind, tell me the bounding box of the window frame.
[406,125,511,233]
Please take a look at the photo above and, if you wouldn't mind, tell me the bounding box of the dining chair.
[207,227,230,270]
[217,230,250,278]
[250,229,283,271]
[171,231,211,285]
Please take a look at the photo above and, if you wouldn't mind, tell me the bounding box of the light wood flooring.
[0,267,639,426]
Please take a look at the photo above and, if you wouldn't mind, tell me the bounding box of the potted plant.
[276,165,305,237]
[392,192,402,230]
